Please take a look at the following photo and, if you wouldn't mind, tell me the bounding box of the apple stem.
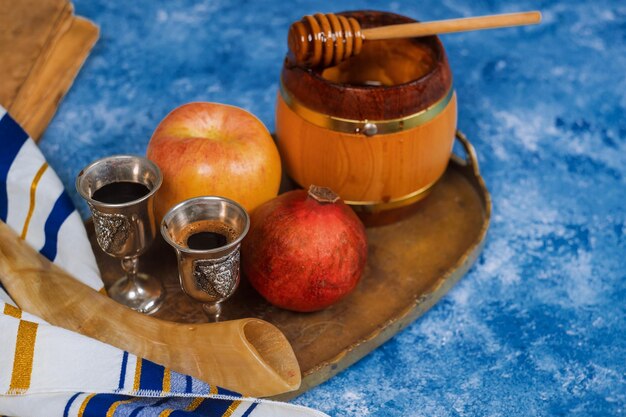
[308,185,340,204]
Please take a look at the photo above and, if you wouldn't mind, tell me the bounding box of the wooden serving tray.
[88,132,491,399]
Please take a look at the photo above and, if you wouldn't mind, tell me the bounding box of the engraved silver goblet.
[76,155,165,314]
[160,196,249,321]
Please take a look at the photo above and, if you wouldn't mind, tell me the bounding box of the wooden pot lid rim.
[281,11,453,121]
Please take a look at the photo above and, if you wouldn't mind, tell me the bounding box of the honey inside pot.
[320,39,437,87]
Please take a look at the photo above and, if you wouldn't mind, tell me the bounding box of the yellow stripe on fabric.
[210,385,218,395]
[20,162,48,240]
[133,358,143,391]
[106,398,136,417]
[3,303,21,319]
[186,397,204,411]
[163,368,171,392]
[158,410,174,417]
[8,320,38,393]
[133,358,142,391]
[222,400,242,417]
[78,393,97,417]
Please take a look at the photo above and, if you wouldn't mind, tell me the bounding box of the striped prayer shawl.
[0,107,102,303]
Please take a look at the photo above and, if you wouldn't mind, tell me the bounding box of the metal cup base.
[107,273,165,315]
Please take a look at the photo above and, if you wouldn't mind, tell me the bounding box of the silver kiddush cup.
[160,196,250,321]
[76,155,165,314]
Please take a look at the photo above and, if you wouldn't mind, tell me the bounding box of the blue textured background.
[40,0,626,415]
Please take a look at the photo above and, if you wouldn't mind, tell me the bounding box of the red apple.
[147,102,281,220]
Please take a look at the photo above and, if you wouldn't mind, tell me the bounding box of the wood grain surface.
[276,92,457,204]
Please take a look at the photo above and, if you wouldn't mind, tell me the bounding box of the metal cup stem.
[202,302,222,322]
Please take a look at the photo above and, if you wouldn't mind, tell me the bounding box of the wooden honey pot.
[276,10,457,224]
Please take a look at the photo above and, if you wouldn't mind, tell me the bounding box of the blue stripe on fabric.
[169,411,190,417]
[241,402,259,417]
[125,398,170,417]
[169,408,207,417]
[168,371,188,394]
[185,375,193,393]
[195,397,233,417]
[118,351,129,389]
[128,405,145,417]
[154,397,189,410]
[63,392,82,417]
[152,397,169,407]
[0,113,29,221]
[217,386,242,398]
[39,192,74,261]
[128,397,169,416]
[83,393,130,416]
[139,359,166,391]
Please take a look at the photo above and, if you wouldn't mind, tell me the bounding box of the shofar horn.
[0,220,301,397]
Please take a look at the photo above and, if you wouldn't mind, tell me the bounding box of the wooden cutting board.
[0,0,98,141]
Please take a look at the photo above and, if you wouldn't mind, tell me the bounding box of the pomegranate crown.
[308,185,340,204]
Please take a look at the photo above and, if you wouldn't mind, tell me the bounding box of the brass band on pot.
[279,81,455,136]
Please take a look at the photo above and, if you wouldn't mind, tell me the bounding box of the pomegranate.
[242,185,368,312]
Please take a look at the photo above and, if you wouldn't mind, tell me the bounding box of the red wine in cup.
[177,220,238,251]
[91,181,150,204]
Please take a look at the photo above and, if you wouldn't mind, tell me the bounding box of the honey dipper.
[288,11,542,68]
